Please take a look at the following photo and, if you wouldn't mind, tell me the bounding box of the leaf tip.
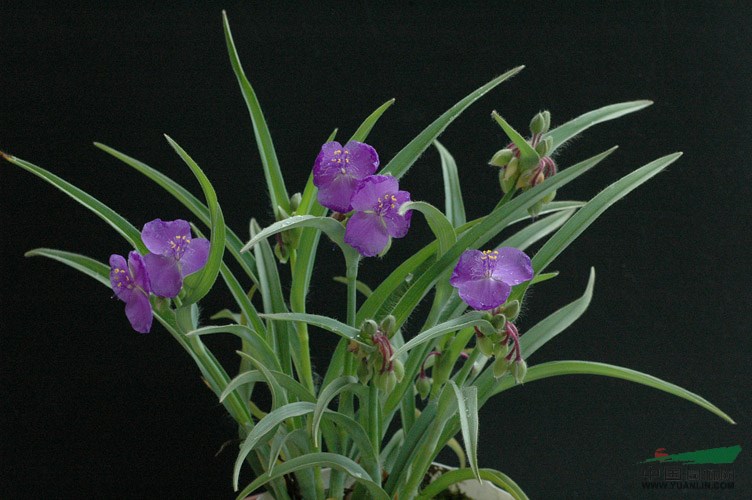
[0,149,14,162]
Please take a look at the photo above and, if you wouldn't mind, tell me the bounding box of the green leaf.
[235,452,390,500]
[260,313,367,346]
[417,467,529,500]
[25,248,110,287]
[222,11,290,216]
[94,142,258,283]
[391,312,494,359]
[333,276,373,297]
[529,271,558,285]
[500,209,575,251]
[4,154,147,254]
[491,360,735,425]
[448,382,480,481]
[491,111,540,169]
[398,201,456,256]
[531,153,682,276]
[545,100,653,152]
[233,401,316,490]
[434,140,466,227]
[163,135,226,305]
[520,268,595,359]
[311,376,359,447]
[349,98,396,142]
[185,325,279,372]
[381,66,524,180]
[221,369,315,405]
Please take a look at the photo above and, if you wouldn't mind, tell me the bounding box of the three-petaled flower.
[141,219,210,298]
[110,251,152,333]
[344,175,412,257]
[313,141,379,213]
[450,248,533,310]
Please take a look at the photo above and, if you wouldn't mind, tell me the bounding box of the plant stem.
[289,250,316,394]
[368,383,382,485]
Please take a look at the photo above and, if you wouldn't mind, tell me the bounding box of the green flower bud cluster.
[350,316,404,391]
[273,192,304,264]
[474,302,528,383]
[488,111,558,217]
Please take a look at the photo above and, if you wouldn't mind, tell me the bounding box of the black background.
[1,2,750,498]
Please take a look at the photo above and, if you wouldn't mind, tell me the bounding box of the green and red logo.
[640,445,742,465]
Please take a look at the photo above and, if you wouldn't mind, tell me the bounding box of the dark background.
[1,2,749,498]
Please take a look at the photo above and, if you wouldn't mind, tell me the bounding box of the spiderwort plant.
[3,12,735,500]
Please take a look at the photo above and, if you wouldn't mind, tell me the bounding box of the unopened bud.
[542,110,551,133]
[392,359,405,382]
[512,359,528,383]
[542,189,557,204]
[535,137,554,156]
[416,376,432,400]
[492,356,511,379]
[489,148,514,167]
[274,241,289,264]
[499,300,520,321]
[276,205,291,221]
[527,198,546,218]
[380,315,397,338]
[490,314,507,331]
[290,192,302,213]
[530,112,548,135]
[477,334,495,357]
[493,341,509,358]
[360,319,379,338]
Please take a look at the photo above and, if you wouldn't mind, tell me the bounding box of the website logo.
[639,445,741,491]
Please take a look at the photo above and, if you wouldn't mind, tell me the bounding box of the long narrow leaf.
[392,312,494,358]
[434,140,466,227]
[222,11,290,216]
[381,66,524,179]
[417,467,529,500]
[398,201,456,256]
[311,376,359,446]
[448,382,480,481]
[545,100,653,151]
[3,153,146,253]
[164,135,226,305]
[490,360,735,424]
[185,325,279,372]
[25,248,110,287]
[491,112,539,169]
[349,98,396,142]
[260,313,367,346]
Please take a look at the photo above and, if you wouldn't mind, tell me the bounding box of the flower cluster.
[109,219,209,333]
[313,141,412,257]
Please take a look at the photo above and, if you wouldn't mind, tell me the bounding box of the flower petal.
[125,290,153,333]
[344,211,390,257]
[127,251,150,293]
[181,237,210,276]
[109,254,133,301]
[457,278,511,311]
[317,174,359,212]
[313,141,345,187]
[343,141,379,178]
[141,219,191,256]
[383,190,412,238]
[449,250,487,287]
[350,175,399,212]
[143,253,182,298]
[490,247,533,285]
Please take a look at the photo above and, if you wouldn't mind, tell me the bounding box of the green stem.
[368,383,382,485]
[289,250,315,394]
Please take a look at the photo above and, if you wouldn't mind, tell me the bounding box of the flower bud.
[477,334,495,357]
[489,148,515,167]
[512,359,528,383]
[542,110,551,132]
[490,314,507,331]
[274,240,289,264]
[492,356,511,379]
[416,376,432,400]
[290,192,302,213]
[360,319,379,338]
[392,358,405,382]
[380,315,397,338]
[527,198,546,218]
[529,112,549,135]
[493,341,509,358]
[499,300,520,321]
[535,137,554,157]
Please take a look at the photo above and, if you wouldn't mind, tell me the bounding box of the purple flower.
[344,175,412,257]
[110,251,152,333]
[313,141,379,213]
[141,219,210,298]
[450,248,533,311]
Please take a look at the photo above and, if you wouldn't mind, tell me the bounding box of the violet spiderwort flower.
[110,251,152,333]
[450,248,533,311]
[344,175,412,257]
[141,219,210,298]
[313,141,379,213]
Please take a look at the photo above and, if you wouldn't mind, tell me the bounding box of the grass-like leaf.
[491,360,735,425]
[381,66,524,180]
[185,325,279,372]
[223,11,290,217]
[3,153,147,254]
[434,140,466,227]
[311,376,359,447]
[491,111,540,169]
[349,98,396,142]
[545,100,653,152]
[333,276,373,297]
[164,135,226,305]
[25,248,110,287]
[260,313,367,346]
[398,201,456,256]
[391,312,494,359]
[448,382,480,481]
[221,366,315,405]
[417,467,529,500]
